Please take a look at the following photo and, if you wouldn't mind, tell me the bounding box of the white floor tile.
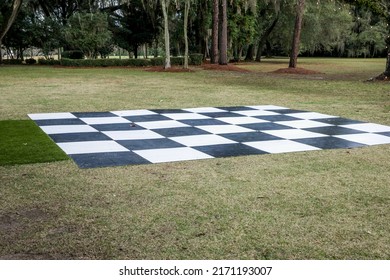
[162,113,211,120]
[340,123,390,133]
[103,130,164,140]
[80,117,131,125]
[110,109,157,116]
[287,112,339,119]
[183,107,227,113]
[276,120,333,129]
[232,110,280,117]
[136,120,190,129]
[263,129,327,139]
[170,134,236,147]
[217,116,268,125]
[197,125,254,134]
[134,147,213,163]
[40,125,98,134]
[244,140,321,154]
[28,112,76,120]
[247,105,288,110]
[335,133,390,145]
[58,141,129,154]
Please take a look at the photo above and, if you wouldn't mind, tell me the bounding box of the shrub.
[38,58,61,65]
[171,57,184,66]
[189,53,203,65]
[60,58,152,67]
[1,59,23,65]
[150,57,164,66]
[25,58,37,65]
[150,55,203,66]
[60,58,82,67]
[61,50,84,59]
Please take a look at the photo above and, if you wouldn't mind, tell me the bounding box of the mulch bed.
[272,67,323,75]
[202,63,251,73]
[144,66,194,72]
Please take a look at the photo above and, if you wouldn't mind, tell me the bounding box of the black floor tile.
[195,143,268,157]
[50,132,112,143]
[220,132,282,142]
[118,138,185,150]
[70,151,150,168]
[295,137,365,149]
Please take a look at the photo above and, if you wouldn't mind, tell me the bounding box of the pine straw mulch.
[144,66,194,73]
[272,67,324,75]
[144,63,252,73]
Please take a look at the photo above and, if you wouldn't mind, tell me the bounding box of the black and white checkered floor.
[29,105,390,168]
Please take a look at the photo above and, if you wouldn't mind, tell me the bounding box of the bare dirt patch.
[273,67,323,75]
[0,253,54,260]
[144,66,194,73]
[0,208,49,232]
[202,63,251,73]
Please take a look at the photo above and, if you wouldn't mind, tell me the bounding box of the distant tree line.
[0,0,389,71]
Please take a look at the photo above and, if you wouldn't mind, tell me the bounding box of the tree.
[110,0,159,59]
[64,11,112,58]
[161,0,171,68]
[219,0,228,65]
[183,0,191,69]
[289,0,305,68]
[342,0,390,78]
[229,0,256,62]
[0,0,23,64]
[211,0,219,64]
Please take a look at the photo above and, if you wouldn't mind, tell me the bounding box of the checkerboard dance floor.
[28,105,390,168]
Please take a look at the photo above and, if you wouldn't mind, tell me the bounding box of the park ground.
[0,57,389,259]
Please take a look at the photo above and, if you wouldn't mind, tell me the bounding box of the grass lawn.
[0,120,68,165]
[0,58,390,259]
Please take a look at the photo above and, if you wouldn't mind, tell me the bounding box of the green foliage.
[61,50,85,59]
[59,55,203,67]
[229,0,257,60]
[1,59,23,65]
[300,2,354,55]
[110,0,161,59]
[25,58,36,65]
[64,12,112,58]
[150,57,165,66]
[345,7,387,57]
[60,58,151,67]
[29,17,63,59]
[38,58,61,65]
[0,120,68,166]
[189,53,203,65]
[171,56,184,65]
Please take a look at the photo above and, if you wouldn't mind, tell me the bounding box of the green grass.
[0,58,390,260]
[0,120,68,165]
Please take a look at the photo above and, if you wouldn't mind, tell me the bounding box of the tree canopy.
[0,0,389,70]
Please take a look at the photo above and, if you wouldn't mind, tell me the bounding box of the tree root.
[367,72,390,82]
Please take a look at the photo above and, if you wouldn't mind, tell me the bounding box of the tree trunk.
[211,0,219,64]
[0,39,2,65]
[219,0,228,65]
[384,15,390,76]
[245,44,254,61]
[161,0,171,69]
[289,0,305,68]
[134,45,138,59]
[255,13,279,62]
[183,0,190,69]
[0,0,23,64]
[385,52,390,76]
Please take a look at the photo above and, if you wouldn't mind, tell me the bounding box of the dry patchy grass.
[1,58,390,259]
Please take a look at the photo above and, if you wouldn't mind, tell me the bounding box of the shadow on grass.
[0,120,69,166]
